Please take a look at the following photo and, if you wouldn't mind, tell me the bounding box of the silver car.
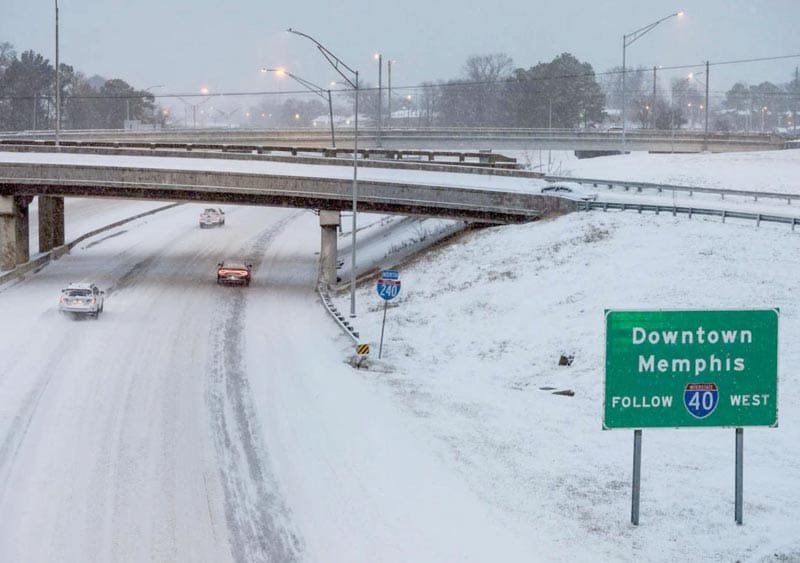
[59,283,105,318]
[539,183,598,202]
[199,207,225,228]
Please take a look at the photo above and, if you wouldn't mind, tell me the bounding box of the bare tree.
[462,53,514,83]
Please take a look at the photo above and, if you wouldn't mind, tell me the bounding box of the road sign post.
[604,309,779,525]
[376,270,401,359]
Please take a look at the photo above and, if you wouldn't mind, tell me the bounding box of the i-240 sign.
[604,309,779,429]
[377,270,401,301]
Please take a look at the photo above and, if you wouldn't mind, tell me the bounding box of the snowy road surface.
[0,203,532,562]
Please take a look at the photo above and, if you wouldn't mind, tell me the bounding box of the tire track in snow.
[0,338,71,502]
[206,212,304,563]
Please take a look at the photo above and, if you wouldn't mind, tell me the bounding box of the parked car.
[200,208,225,228]
[58,283,105,318]
[539,183,598,202]
[216,261,253,286]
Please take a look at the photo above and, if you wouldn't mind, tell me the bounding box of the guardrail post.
[792,218,796,232]
[722,210,727,223]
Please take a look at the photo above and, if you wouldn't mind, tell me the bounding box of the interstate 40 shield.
[604,309,778,429]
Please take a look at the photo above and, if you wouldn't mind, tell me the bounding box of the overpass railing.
[0,126,784,148]
[547,175,800,205]
[0,138,519,168]
[582,200,800,230]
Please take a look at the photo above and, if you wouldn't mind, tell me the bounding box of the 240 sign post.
[377,270,401,358]
[604,309,779,526]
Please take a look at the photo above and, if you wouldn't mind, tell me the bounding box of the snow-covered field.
[1,148,799,561]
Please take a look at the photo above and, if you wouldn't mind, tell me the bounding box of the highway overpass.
[0,151,572,283]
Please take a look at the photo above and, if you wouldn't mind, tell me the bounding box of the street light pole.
[621,11,683,149]
[375,53,382,138]
[688,67,710,150]
[652,66,657,129]
[387,59,393,127]
[54,0,60,147]
[287,28,360,317]
[262,68,336,148]
[704,61,710,149]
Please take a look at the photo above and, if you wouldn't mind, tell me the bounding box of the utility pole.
[54,0,60,147]
[375,53,382,134]
[652,66,657,129]
[704,60,710,151]
[387,60,392,127]
[795,66,798,137]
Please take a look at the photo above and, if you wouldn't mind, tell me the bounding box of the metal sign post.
[376,270,401,359]
[631,429,642,525]
[604,308,779,525]
[735,427,744,525]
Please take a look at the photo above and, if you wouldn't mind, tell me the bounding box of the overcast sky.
[2,0,798,105]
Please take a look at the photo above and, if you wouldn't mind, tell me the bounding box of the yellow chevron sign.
[356,343,370,355]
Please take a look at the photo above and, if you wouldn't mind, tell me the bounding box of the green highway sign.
[604,309,779,429]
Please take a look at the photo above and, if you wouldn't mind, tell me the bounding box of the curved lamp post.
[261,67,335,148]
[54,0,60,147]
[287,27,360,317]
[622,11,683,149]
[688,62,710,150]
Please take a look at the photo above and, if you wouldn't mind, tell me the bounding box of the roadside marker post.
[604,309,779,526]
[376,270,401,358]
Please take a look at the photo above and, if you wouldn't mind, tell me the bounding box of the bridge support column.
[38,196,65,253]
[14,196,32,265]
[0,196,34,271]
[319,210,341,288]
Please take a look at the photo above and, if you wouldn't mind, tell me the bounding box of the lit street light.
[261,67,336,147]
[287,27,360,317]
[178,88,212,129]
[621,11,683,148]
[687,62,710,149]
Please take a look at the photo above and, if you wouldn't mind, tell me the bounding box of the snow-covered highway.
[0,202,531,562]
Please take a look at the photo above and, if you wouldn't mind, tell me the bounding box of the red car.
[217,261,253,286]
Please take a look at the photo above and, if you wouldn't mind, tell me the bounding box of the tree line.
[0,41,160,131]
[1,37,798,133]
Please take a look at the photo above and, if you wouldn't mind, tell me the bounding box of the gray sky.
[2,0,799,101]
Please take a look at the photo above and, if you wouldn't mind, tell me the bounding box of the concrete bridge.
[1,127,786,153]
[0,152,571,285]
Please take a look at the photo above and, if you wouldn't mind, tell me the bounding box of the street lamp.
[387,59,396,127]
[178,88,211,129]
[287,27,360,317]
[54,0,60,147]
[621,11,683,148]
[688,62,710,149]
[261,67,336,148]
[374,53,382,137]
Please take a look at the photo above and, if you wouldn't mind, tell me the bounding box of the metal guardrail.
[317,282,360,343]
[0,126,784,151]
[547,175,800,205]
[0,138,519,168]
[581,200,800,230]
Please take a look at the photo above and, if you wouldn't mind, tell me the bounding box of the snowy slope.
[1,149,799,561]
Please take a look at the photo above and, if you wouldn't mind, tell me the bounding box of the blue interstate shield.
[684,383,719,419]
